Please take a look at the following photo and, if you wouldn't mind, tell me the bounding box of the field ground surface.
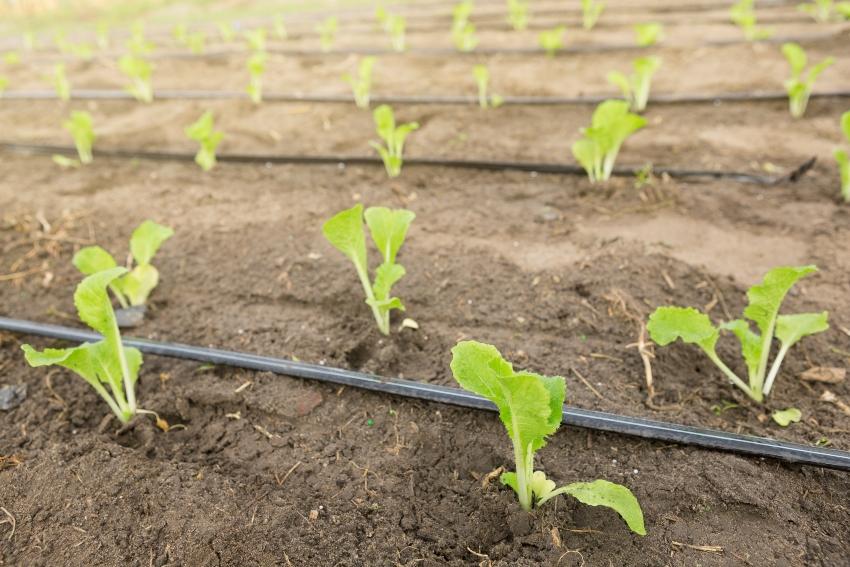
[1,0,850,565]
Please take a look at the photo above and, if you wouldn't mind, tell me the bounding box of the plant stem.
[113,317,136,414]
[708,352,762,402]
[512,438,532,511]
[763,342,790,397]
[354,261,389,335]
[91,379,130,422]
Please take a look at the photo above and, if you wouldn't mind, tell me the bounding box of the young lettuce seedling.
[273,16,288,40]
[370,104,419,178]
[245,28,266,52]
[452,1,479,51]
[322,204,415,335]
[3,51,21,65]
[246,51,266,104]
[63,111,95,165]
[450,341,646,534]
[317,17,338,52]
[95,21,110,50]
[343,56,376,109]
[582,0,606,30]
[387,15,407,52]
[119,54,153,102]
[538,26,566,57]
[0,76,7,97]
[218,21,236,42]
[507,0,529,31]
[835,110,850,202]
[571,100,647,183]
[607,56,661,112]
[782,42,834,118]
[51,63,71,101]
[730,0,773,40]
[798,0,839,21]
[22,268,144,423]
[472,65,503,109]
[634,22,663,46]
[185,111,223,172]
[647,266,828,403]
[73,220,174,309]
[127,22,155,56]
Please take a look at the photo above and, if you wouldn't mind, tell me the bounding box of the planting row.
[41,94,850,200]
[4,0,849,58]
[21,213,834,428]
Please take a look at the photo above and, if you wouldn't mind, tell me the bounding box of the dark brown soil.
[2,1,850,566]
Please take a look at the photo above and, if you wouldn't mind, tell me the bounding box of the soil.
[2,1,850,566]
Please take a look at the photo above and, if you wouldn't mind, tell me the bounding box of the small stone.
[115,305,146,328]
[308,509,319,521]
[0,384,27,410]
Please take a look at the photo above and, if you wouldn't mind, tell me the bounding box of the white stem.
[113,318,136,414]
[763,342,790,397]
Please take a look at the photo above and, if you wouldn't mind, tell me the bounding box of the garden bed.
[2,0,850,565]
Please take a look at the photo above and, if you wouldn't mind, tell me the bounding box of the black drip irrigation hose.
[1,316,848,472]
[0,142,814,186]
[3,88,850,107]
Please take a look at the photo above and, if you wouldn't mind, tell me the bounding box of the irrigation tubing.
[0,142,813,185]
[1,316,848,472]
[3,88,850,107]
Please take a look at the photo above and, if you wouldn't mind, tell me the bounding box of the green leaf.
[841,110,850,142]
[450,341,563,454]
[743,265,818,336]
[557,480,646,535]
[130,220,173,266]
[372,262,405,301]
[75,267,128,336]
[775,312,829,347]
[364,207,415,264]
[808,56,834,82]
[373,104,396,142]
[73,246,117,275]
[121,264,159,307]
[607,71,631,99]
[634,22,663,46]
[571,138,603,181]
[782,43,807,76]
[772,407,802,426]
[63,111,95,164]
[720,319,762,382]
[647,306,719,353]
[322,203,367,270]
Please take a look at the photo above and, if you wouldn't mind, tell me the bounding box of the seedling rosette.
[538,26,565,57]
[343,57,376,109]
[634,22,663,46]
[730,0,773,40]
[51,63,71,101]
[607,56,661,112]
[507,0,529,31]
[73,220,174,311]
[322,204,414,336]
[472,65,503,109]
[22,268,145,423]
[370,104,419,178]
[246,51,266,104]
[119,54,154,103]
[317,17,338,52]
[450,341,645,534]
[185,111,224,171]
[572,100,647,183]
[452,1,478,52]
[782,42,834,118]
[647,266,829,403]
[581,0,605,30]
[63,111,95,165]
